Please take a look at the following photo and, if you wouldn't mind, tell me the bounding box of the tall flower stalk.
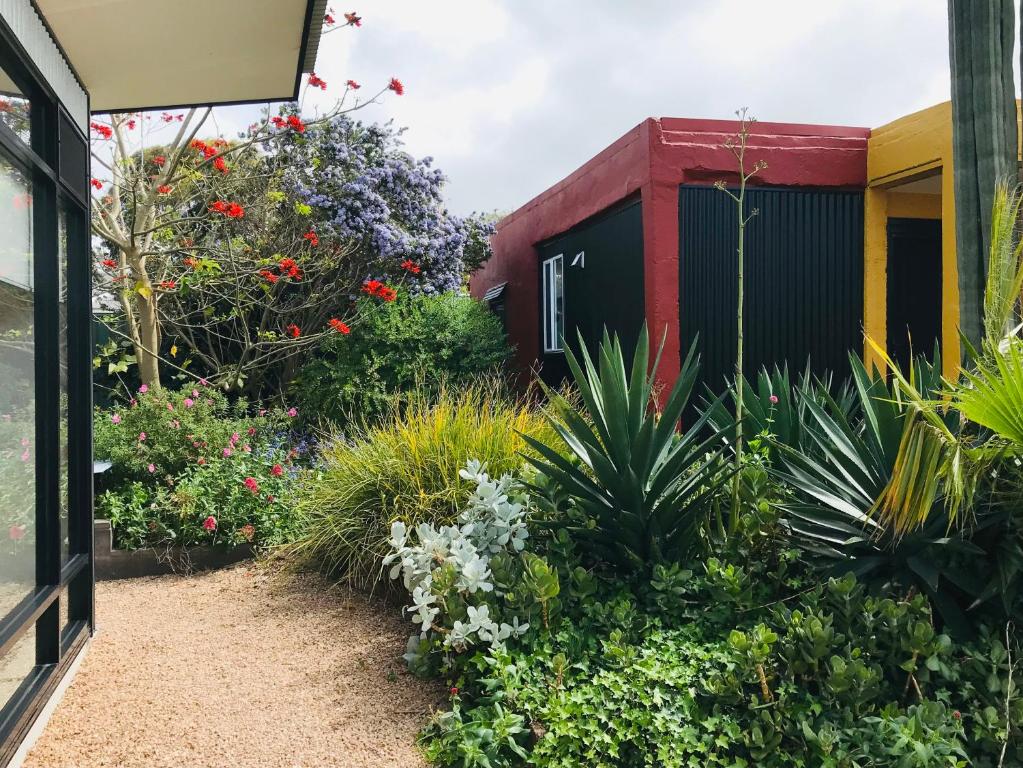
[715,108,767,532]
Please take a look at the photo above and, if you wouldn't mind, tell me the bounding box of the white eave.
[34,0,326,113]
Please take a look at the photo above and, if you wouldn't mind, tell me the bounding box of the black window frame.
[0,15,93,767]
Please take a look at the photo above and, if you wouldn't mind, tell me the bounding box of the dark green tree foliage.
[292,292,510,425]
[947,0,1018,351]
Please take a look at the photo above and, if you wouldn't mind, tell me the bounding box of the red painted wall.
[470,116,870,393]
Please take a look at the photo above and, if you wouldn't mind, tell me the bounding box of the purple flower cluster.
[281,117,493,294]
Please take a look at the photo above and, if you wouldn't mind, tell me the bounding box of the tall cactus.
[947,0,1017,352]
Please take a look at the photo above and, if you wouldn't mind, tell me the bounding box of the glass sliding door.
[0,18,93,766]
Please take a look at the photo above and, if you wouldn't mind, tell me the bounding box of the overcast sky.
[212,1,956,216]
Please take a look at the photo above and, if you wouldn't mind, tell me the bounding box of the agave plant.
[521,326,732,576]
[773,353,988,632]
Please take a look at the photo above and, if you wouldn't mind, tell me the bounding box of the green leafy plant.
[293,292,510,426]
[522,325,731,576]
[290,379,560,588]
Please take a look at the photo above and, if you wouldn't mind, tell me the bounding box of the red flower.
[346,79,361,90]
[329,318,351,334]
[278,257,302,279]
[303,231,319,247]
[8,525,25,541]
[162,112,184,123]
[259,269,279,284]
[243,476,260,494]
[388,78,405,96]
[159,280,176,289]
[400,259,421,274]
[202,144,217,159]
[153,155,166,166]
[157,185,172,194]
[126,118,137,130]
[90,178,103,190]
[308,73,328,91]
[286,114,306,133]
[345,11,362,26]
[449,687,458,696]
[213,157,229,174]
[239,524,255,542]
[210,200,245,218]
[190,139,208,152]
[90,121,112,139]
[183,257,199,268]
[378,286,397,302]
[203,516,217,532]
[324,13,336,25]
[101,258,118,269]
[952,710,961,720]
[210,200,228,213]
[270,116,288,129]
[285,323,301,339]
[271,464,284,477]
[361,279,383,295]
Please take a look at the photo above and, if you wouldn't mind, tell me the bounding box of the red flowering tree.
[90,11,403,392]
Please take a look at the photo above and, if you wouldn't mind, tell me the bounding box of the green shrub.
[291,380,559,589]
[93,383,291,485]
[292,292,511,425]
[98,445,302,550]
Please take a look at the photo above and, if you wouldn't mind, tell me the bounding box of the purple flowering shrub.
[281,115,494,295]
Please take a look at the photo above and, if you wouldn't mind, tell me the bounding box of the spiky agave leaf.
[522,325,733,574]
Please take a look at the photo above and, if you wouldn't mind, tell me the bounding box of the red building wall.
[470,117,870,392]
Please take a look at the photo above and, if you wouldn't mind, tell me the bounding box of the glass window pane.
[0,68,31,147]
[0,152,35,619]
[0,624,35,713]
[553,257,564,349]
[58,205,68,564]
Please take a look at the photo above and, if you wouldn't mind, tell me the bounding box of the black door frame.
[0,13,93,766]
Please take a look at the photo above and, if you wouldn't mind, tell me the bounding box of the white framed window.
[542,254,564,352]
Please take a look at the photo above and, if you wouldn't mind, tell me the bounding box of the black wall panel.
[679,186,864,396]
[537,199,645,385]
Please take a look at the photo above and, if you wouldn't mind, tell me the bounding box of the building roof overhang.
[35,0,326,112]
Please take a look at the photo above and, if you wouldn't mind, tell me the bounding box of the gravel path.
[25,564,441,768]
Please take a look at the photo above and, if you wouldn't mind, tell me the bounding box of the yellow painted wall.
[863,102,958,378]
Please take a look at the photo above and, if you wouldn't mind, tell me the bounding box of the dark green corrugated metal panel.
[679,186,864,396]
[537,199,645,386]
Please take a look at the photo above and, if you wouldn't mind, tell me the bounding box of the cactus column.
[947,0,1017,351]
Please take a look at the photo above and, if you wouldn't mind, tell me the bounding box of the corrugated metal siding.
[537,198,645,385]
[0,0,87,129]
[679,186,864,395]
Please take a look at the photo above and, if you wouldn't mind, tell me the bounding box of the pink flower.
[166,402,174,411]
[139,384,149,394]
[222,447,232,458]
[199,378,209,386]
[247,427,256,437]
[267,495,276,504]
[244,477,260,494]
[197,457,206,465]
[769,394,779,404]
[20,449,29,462]
[231,432,240,444]
[147,463,156,473]
[9,525,25,541]
[138,432,147,442]
[130,399,138,407]
[111,414,122,424]
[170,420,180,429]
[271,464,284,477]
[242,444,251,453]
[203,516,217,532]
[183,398,194,408]
[191,389,199,398]
[287,408,298,418]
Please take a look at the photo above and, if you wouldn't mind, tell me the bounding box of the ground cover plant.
[382,328,1021,768]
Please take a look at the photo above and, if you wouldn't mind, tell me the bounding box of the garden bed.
[93,520,254,581]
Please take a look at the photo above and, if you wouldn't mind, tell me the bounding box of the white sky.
[205,1,963,216]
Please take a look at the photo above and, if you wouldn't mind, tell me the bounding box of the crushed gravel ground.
[25,564,442,768]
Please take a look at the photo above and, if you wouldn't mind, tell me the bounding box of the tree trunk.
[948,0,1017,352]
[135,287,161,389]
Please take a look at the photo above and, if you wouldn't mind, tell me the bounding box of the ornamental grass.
[290,378,560,590]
